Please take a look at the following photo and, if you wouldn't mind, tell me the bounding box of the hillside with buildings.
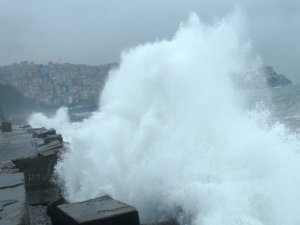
[0,62,117,109]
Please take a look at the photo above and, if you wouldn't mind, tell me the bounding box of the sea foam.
[30,11,300,225]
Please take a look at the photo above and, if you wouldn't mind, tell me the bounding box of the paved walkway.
[0,128,36,162]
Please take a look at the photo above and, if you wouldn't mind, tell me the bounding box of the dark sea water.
[248,84,300,133]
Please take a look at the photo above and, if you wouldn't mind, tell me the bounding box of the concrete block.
[44,134,63,145]
[51,195,140,225]
[31,128,47,137]
[37,141,62,156]
[32,138,45,148]
[13,152,58,191]
[32,128,56,139]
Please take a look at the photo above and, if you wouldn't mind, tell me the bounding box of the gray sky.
[0,0,299,82]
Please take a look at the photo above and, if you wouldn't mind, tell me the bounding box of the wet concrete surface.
[0,129,37,162]
[1,127,60,225]
[0,172,28,225]
[1,127,177,225]
[27,205,52,225]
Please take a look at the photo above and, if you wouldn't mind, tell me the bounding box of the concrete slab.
[0,172,24,189]
[32,128,56,139]
[37,141,62,156]
[52,195,140,225]
[0,172,29,225]
[0,129,37,162]
[28,205,52,225]
[44,134,63,145]
[32,138,45,148]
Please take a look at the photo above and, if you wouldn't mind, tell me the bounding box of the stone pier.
[0,126,179,225]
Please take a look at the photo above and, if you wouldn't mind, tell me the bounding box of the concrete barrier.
[49,195,140,225]
[44,134,63,145]
[32,128,56,139]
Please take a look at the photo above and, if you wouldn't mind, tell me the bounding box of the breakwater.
[1,126,168,225]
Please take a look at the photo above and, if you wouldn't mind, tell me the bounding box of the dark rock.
[0,172,29,225]
[50,195,140,225]
[263,65,292,87]
[44,134,63,145]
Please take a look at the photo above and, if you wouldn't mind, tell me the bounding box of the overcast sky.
[0,0,299,82]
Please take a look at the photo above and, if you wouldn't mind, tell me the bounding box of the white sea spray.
[30,11,300,225]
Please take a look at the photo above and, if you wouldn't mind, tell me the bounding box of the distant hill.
[0,63,292,119]
[0,83,37,121]
[263,66,292,87]
[0,62,117,108]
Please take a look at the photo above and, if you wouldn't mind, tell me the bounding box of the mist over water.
[28,107,70,133]
[30,12,300,225]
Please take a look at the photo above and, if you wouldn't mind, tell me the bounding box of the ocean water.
[247,84,300,133]
[29,11,300,225]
